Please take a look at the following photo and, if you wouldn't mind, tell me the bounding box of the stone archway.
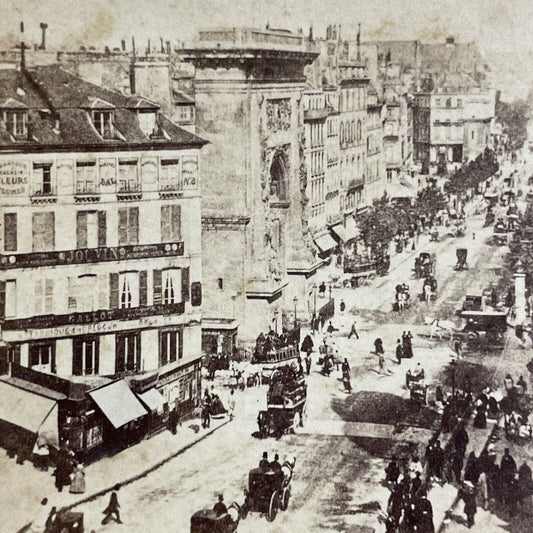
[269,151,288,201]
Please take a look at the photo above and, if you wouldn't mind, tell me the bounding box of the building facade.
[0,65,206,451]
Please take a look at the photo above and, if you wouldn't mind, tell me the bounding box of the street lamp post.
[450,359,457,411]
[293,297,298,328]
[328,283,332,301]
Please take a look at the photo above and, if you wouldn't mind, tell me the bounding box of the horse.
[424,317,456,340]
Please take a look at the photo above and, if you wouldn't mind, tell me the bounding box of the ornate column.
[514,259,527,326]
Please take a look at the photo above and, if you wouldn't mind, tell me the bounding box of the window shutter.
[118,209,128,245]
[98,211,107,247]
[109,273,119,309]
[35,280,43,314]
[4,213,17,252]
[181,267,190,302]
[170,331,177,363]
[139,270,147,306]
[171,205,181,241]
[45,212,55,251]
[178,329,183,359]
[153,269,162,305]
[44,280,53,313]
[161,205,170,242]
[0,281,5,319]
[94,339,100,374]
[51,344,56,374]
[72,339,83,376]
[76,211,88,249]
[159,331,165,367]
[191,281,202,307]
[129,207,139,244]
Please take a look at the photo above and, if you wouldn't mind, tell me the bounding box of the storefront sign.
[181,156,198,190]
[158,358,202,387]
[141,158,158,184]
[1,241,184,269]
[2,302,186,337]
[0,161,29,196]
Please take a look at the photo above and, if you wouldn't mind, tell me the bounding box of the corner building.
[0,65,206,417]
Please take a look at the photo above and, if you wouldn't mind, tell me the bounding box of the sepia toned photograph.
[1,1,533,531]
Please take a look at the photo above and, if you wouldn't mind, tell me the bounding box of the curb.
[58,419,231,513]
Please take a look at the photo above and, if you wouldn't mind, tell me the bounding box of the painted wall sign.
[141,157,158,184]
[99,158,116,190]
[181,156,198,190]
[56,159,74,188]
[0,160,29,196]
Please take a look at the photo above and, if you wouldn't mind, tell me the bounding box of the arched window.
[269,151,288,201]
[357,120,362,141]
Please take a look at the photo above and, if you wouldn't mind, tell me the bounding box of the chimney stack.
[121,39,126,52]
[166,41,170,55]
[131,36,136,57]
[20,21,25,69]
[160,37,164,53]
[147,38,151,54]
[39,22,48,50]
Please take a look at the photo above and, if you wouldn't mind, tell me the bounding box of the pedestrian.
[518,461,533,511]
[451,449,464,483]
[378,353,393,375]
[348,319,359,340]
[459,482,477,528]
[477,470,489,510]
[259,451,270,469]
[301,334,314,357]
[374,338,384,355]
[54,451,71,493]
[168,407,178,435]
[213,494,227,516]
[453,423,469,458]
[228,389,236,420]
[404,332,413,358]
[69,464,86,494]
[305,355,311,375]
[102,489,122,524]
[464,452,478,483]
[396,339,403,364]
[411,472,422,496]
[409,454,423,479]
[454,338,462,358]
[432,440,444,481]
[340,299,346,313]
[201,402,211,429]
[517,375,527,394]
[414,490,435,533]
[385,455,400,486]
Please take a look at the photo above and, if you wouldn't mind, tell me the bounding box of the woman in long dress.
[69,464,86,494]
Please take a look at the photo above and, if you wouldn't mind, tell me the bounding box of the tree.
[496,98,529,152]
[416,186,447,220]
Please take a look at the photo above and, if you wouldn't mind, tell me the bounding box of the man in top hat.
[259,452,270,470]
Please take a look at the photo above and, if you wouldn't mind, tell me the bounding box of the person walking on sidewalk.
[396,340,403,364]
[305,355,311,376]
[228,389,236,420]
[459,481,477,528]
[102,489,122,525]
[348,319,359,340]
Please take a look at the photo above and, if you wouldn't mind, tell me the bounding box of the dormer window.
[3,110,27,139]
[92,110,114,138]
[138,110,158,137]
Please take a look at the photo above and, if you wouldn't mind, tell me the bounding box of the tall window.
[1,280,16,318]
[162,269,182,305]
[32,212,55,252]
[92,111,114,138]
[77,211,106,248]
[119,272,139,309]
[73,337,99,376]
[115,332,140,373]
[357,120,362,141]
[29,342,55,373]
[159,329,181,366]
[3,213,17,252]
[35,279,53,315]
[4,110,27,138]
[118,159,139,192]
[160,159,181,191]
[68,275,97,312]
[32,163,53,195]
[76,161,97,194]
[118,207,139,245]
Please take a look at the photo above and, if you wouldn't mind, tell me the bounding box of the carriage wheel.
[267,490,279,521]
[280,486,291,511]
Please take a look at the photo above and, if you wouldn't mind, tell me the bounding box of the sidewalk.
[10,416,229,533]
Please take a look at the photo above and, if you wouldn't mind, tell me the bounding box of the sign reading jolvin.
[1,241,184,269]
[0,160,30,196]
[181,156,198,190]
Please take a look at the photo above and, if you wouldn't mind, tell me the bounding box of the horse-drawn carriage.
[393,283,410,312]
[190,504,241,533]
[341,254,390,288]
[493,218,508,246]
[422,275,438,302]
[456,310,508,344]
[406,367,427,404]
[241,458,296,522]
[257,367,307,438]
[414,252,436,279]
[454,248,468,271]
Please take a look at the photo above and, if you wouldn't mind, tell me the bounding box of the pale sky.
[2,0,532,98]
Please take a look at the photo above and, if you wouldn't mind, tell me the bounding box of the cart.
[493,218,508,245]
[54,512,84,533]
[190,504,241,533]
[457,310,508,344]
[454,248,468,271]
[241,459,295,522]
[414,252,435,279]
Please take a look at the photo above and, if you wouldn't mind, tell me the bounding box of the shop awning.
[89,379,148,429]
[138,388,166,414]
[314,233,338,252]
[331,217,360,243]
[0,379,62,446]
[388,183,416,199]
